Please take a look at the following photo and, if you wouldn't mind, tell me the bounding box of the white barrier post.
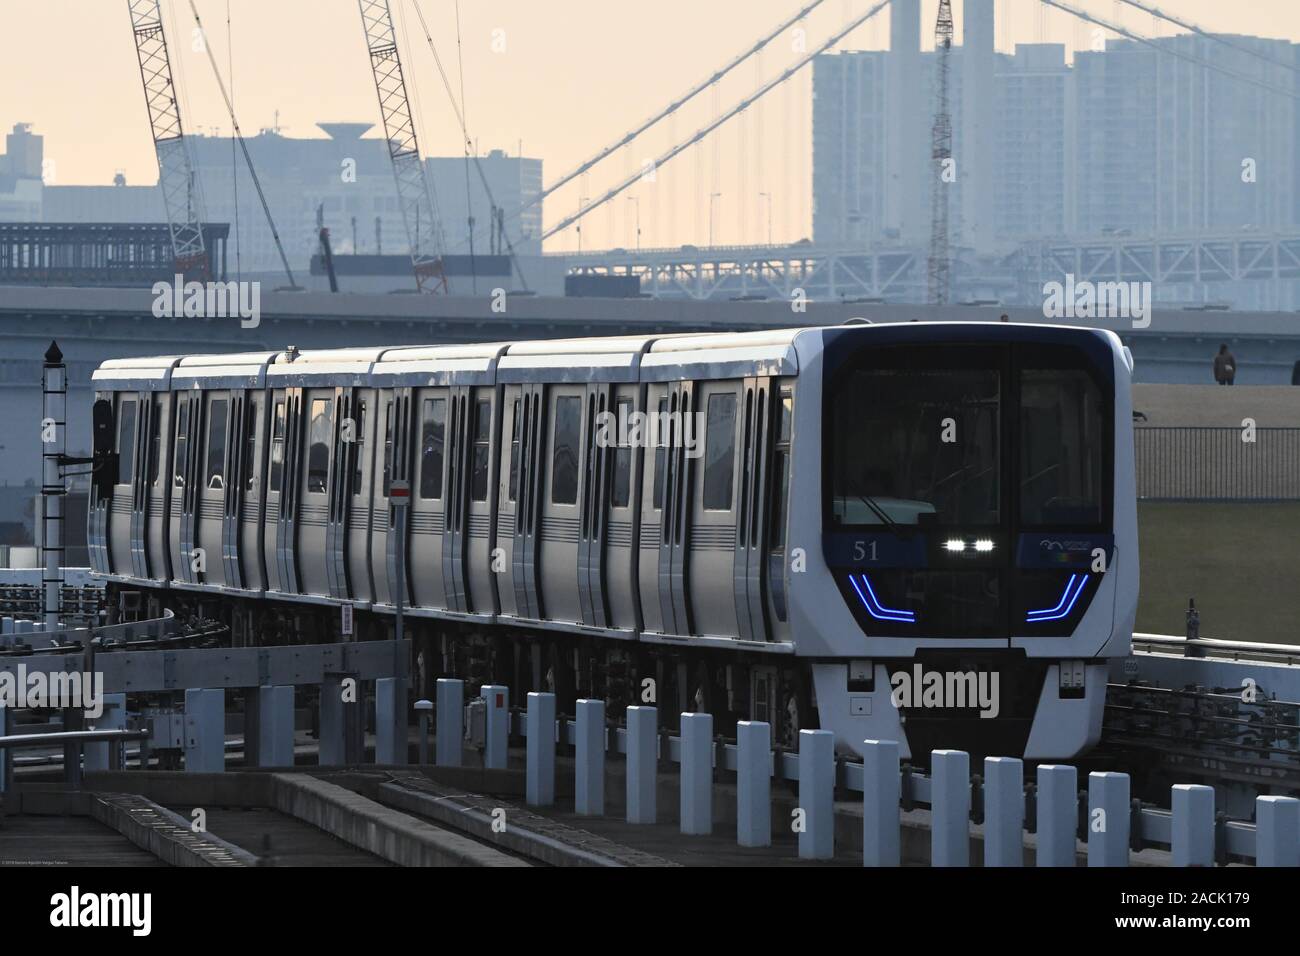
[862,739,900,867]
[984,756,1023,867]
[436,678,464,767]
[931,749,970,866]
[1171,784,1215,867]
[1036,764,1077,867]
[526,692,556,807]
[626,706,658,825]
[798,729,835,860]
[736,721,771,847]
[575,698,605,816]
[1087,772,1130,867]
[481,684,509,770]
[680,712,713,836]
[1255,795,1300,867]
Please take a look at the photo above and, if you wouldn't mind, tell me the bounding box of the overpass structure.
[0,282,1298,487]
[561,232,1300,309]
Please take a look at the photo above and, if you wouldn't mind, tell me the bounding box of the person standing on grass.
[1213,344,1237,386]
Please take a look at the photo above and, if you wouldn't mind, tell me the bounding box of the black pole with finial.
[42,340,66,629]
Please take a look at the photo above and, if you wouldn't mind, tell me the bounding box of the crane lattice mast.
[358,0,447,293]
[927,0,954,306]
[127,0,208,280]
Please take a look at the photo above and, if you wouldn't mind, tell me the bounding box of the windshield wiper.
[841,472,908,537]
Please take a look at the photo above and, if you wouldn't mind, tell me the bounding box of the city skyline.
[3,0,1300,252]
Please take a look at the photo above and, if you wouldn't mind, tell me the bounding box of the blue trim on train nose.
[1026,573,1088,622]
[848,573,917,623]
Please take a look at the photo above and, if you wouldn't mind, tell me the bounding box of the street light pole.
[709,192,722,247]
[627,196,641,252]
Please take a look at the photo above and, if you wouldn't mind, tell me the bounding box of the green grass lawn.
[1136,502,1300,644]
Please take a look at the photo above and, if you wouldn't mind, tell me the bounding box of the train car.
[87,321,1137,760]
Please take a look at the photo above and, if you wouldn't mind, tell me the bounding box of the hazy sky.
[3,0,1299,250]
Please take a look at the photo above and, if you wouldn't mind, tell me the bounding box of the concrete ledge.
[90,792,259,866]
[270,773,530,867]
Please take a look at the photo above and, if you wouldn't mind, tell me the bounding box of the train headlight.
[974,539,994,552]
[944,539,965,553]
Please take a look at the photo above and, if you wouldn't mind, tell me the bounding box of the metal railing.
[1135,426,1300,501]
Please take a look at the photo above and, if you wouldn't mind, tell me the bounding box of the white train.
[87,321,1137,760]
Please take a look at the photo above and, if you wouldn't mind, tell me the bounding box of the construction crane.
[126,0,208,280]
[926,0,954,306]
[357,0,448,293]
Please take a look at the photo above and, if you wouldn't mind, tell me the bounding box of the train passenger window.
[269,400,285,492]
[703,392,737,511]
[205,399,228,490]
[352,401,367,496]
[1020,369,1104,526]
[611,398,632,508]
[148,397,163,487]
[507,399,521,502]
[307,398,332,494]
[117,399,137,486]
[471,399,491,502]
[173,397,190,488]
[652,397,668,509]
[551,395,581,505]
[243,397,261,492]
[419,397,446,500]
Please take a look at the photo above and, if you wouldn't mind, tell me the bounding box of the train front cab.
[789,323,1138,762]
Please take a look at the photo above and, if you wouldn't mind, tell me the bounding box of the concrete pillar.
[375,677,401,764]
[183,688,225,773]
[1087,772,1130,867]
[680,712,713,836]
[798,729,834,860]
[526,692,556,807]
[575,698,604,816]
[736,721,770,847]
[85,693,127,772]
[931,749,970,867]
[318,672,360,766]
[255,685,294,768]
[481,684,508,770]
[1036,765,1078,867]
[626,705,657,825]
[862,739,900,867]
[1171,784,1216,867]
[984,756,1024,867]
[1255,795,1300,867]
[436,678,464,767]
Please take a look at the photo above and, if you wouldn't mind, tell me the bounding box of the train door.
[658,382,697,636]
[345,389,376,604]
[324,387,355,599]
[637,383,669,633]
[127,392,151,579]
[169,392,200,585]
[108,392,141,576]
[732,378,776,643]
[262,390,289,593]
[577,384,612,628]
[195,390,230,587]
[384,390,415,610]
[410,387,449,609]
[144,393,171,582]
[296,389,335,596]
[509,384,546,621]
[687,381,741,639]
[538,385,585,623]
[495,386,521,617]
[465,387,500,616]
[604,385,641,631]
[440,388,470,613]
[237,391,267,591]
[764,386,794,641]
[368,391,395,605]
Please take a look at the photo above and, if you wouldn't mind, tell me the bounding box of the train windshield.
[830,351,1001,527]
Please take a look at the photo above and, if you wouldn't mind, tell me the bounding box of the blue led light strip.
[849,573,916,623]
[1027,574,1088,622]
